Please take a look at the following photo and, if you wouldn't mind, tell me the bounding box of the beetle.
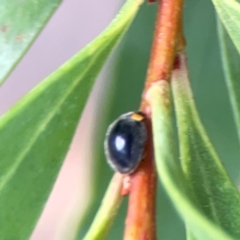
[104,111,147,174]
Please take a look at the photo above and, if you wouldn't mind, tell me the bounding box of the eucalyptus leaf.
[217,19,240,144]
[0,0,62,85]
[171,54,240,238]
[83,173,123,240]
[187,230,198,240]
[212,0,240,55]
[147,81,234,240]
[0,0,143,239]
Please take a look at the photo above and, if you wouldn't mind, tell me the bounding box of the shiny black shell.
[104,112,147,174]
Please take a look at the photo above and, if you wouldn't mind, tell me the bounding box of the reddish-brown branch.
[147,0,183,81]
[123,119,156,240]
[123,0,184,239]
[142,0,184,109]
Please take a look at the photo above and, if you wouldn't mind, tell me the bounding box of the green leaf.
[186,230,198,240]
[147,80,234,240]
[212,0,240,55]
[83,174,123,240]
[0,0,62,85]
[217,19,240,143]
[172,54,240,238]
[0,0,143,239]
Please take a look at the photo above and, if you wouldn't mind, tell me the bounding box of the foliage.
[0,0,240,239]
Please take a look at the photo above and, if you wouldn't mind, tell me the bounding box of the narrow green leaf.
[212,0,240,55]
[171,54,240,238]
[217,19,240,143]
[187,230,198,240]
[0,0,62,85]
[147,81,234,240]
[0,0,143,239]
[83,173,123,240]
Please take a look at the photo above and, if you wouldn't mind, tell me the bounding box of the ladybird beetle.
[104,112,147,174]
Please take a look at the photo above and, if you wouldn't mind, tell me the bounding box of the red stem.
[124,0,184,239]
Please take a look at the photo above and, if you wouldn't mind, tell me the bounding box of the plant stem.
[142,0,184,108]
[124,0,184,239]
[123,120,156,240]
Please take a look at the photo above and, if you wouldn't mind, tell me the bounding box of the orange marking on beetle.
[131,113,144,122]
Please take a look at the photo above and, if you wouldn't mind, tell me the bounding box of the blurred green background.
[79,0,240,239]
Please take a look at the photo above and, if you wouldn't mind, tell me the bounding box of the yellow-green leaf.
[217,19,240,143]
[172,54,240,238]
[147,80,235,240]
[83,174,123,240]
